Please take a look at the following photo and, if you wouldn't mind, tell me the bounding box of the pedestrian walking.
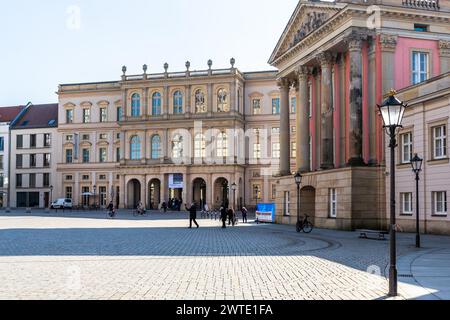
[162,201,167,213]
[220,206,227,229]
[185,203,199,229]
[241,206,248,223]
[227,208,235,226]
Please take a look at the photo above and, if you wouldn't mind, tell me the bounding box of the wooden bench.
[357,229,389,240]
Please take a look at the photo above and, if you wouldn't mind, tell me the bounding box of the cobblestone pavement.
[0,210,449,300]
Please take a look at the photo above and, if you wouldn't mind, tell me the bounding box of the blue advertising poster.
[256,203,276,223]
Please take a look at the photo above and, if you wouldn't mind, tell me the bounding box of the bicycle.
[133,209,148,217]
[106,209,117,219]
[296,215,313,233]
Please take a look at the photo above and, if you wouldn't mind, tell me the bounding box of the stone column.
[439,40,450,74]
[120,130,126,163]
[143,88,149,118]
[278,78,291,176]
[163,85,169,119]
[318,51,335,169]
[207,83,213,117]
[163,129,169,160]
[119,175,125,209]
[142,130,147,164]
[379,35,397,101]
[347,37,364,166]
[296,66,310,173]
[230,80,236,112]
[185,85,191,117]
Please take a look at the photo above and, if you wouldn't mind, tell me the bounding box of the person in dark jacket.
[241,207,248,223]
[185,203,199,228]
[220,207,228,229]
[227,208,235,226]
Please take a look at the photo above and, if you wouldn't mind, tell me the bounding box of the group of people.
[186,202,248,229]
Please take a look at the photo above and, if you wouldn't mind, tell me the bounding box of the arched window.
[172,134,183,158]
[130,136,141,160]
[152,92,161,116]
[194,133,206,158]
[217,89,229,112]
[194,89,206,113]
[173,91,183,114]
[151,135,162,159]
[131,93,141,117]
[216,132,228,157]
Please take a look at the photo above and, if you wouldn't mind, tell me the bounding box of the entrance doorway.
[301,186,316,224]
[192,178,206,209]
[127,179,141,209]
[214,177,229,208]
[148,179,161,210]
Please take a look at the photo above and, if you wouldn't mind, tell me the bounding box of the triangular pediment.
[269,1,344,66]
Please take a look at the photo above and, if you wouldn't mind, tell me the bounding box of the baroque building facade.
[56,64,297,209]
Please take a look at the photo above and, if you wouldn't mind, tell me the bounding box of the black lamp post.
[50,185,53,208]
[93,185,97,210]
[378,89,407,297]
[410,154,423,248]
[231,182,237,212]
[294,171,302,233]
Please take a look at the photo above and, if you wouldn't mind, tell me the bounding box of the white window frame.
[433,125,447,160]
[401,192,413,215]
[329,188,337,218]
[433,191,448,216]
[272,142,280,159]
[253,143,261,159]
[412,51,429,85]
[401,132,413,164]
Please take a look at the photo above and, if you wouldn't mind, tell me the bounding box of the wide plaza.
[0,210,449,300]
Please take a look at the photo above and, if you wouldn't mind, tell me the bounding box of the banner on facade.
[256,203,276,223]
[169,174,184,189]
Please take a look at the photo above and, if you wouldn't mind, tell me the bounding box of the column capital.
[316,51,336,67]
[379,34,398,52]
[295,66,310,81]
[277,78,291,90]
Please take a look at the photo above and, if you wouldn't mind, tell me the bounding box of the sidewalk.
[397,247,450,300]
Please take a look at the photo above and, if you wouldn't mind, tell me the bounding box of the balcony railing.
[402,0,440,10]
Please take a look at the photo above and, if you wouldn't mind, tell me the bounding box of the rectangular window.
[66,149,73,163]
[30,134,36,148]
[100,108,107,122]
[99,133,107,140]
[284,191,290,216]
[291,97,297,114]
[252,99,261,115]
[29,154,36,168]
[66,135,73,142]
[17,135,23,149]
[272,143,280,159]
[253,143,261,159]
[329,188,337,218]
[82,187,90,206]
[29,174,37,190]
[253,184,261,200]
[99,148,107,163]
[16,174,22,188]
[44,133,51,147]
[83,109,91,123]
[66,186,73,200]
[0,137,4,151]
[433,125,447,159]
[271,184,276,199]
[292,142,297,158]
[412,51,429,85]
[401,132,413,163]
[272,127,280,134]
[43,173,50,188]
[116,132,121,140]
[0,174,3,188]
[116,148,120,162]
[66,109,74,123]
[272,98,280,115]
[82,134,90,141]
[82,149,90,163]
[433,191,447,216]
[117,107,123,122]
[401,193,413,215]
[0,155,3,170]
[414,24,428,32]
[43,153,51,167]
[82,175,90,181]
[99,175,106,180]
[65,175,73,181]
[16,154,23,168]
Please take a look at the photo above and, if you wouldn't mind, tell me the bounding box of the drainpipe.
[7,102,32,212]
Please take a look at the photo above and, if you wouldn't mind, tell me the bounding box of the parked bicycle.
[296,215,313,233]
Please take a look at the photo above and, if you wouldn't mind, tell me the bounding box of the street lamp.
[93,185,97,210]
[50,185,53,209]
[378,89,407,297]
[410,154,423,248]
[294,171,302,233]
[231,182,237,212]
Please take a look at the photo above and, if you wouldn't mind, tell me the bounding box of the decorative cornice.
[439,40,450,56]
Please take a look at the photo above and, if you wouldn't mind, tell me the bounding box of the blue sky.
[0,0,300,106]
